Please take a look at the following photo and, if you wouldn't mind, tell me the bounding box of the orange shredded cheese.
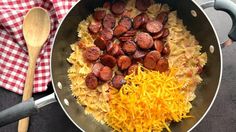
[106,65,192,132]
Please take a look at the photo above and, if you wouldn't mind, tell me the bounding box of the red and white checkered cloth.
[0,0,78,94]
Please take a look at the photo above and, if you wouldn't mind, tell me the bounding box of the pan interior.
[51,0,221,131]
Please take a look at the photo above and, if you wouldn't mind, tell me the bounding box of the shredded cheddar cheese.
[106,65,192,132]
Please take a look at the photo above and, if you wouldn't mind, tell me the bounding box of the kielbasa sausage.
[143,51,161,70]
[154,40,164,53]
[100,54,117,68]
[93,10,106,21]
[103,13,116,29]
[112,75,126,89]
[84,46,101,61]
[135,32,153,49]
[117,55,132,70]
[85,73,98,89]
[92,63,104,77]
[99,66,113,81]
[111,1,126,15]
[155,58,169,72]
[122,40,137,54]
[146,20,163,34]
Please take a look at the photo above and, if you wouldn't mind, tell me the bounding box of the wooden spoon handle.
[18,49,39,132]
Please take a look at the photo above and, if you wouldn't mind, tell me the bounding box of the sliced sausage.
[114,25,128,36]
[133,13,149,29]
[103,1,111,9]
[99,66,113,81]
[117,55,132,70]
[156,12,169,25]
[99,28,113,40]
[128,64,138,75]
[92,63,104,77]
[103,13,116,29]
[133,14,143,29]
[84,46,101,61]
[152,30,164,39]
[135,0,152,11]
[94,36,108,50]
[122,40,137,54]
[85,73,98,89]
[119,16,132,30]
[111,0,126,15]
[107,43,120,56]
[93,10,106,21]
[162,28,170,38]
[144,51,161,70]
[112,75,126,89]
[155,58,169,72]
[154,40,164,53]
[146,20,163,34]
[122,30,137,37]
[133,49,147,59]
[88,21,102,34]
[119,36,133,42]
[135,32,153,49]
[100,54,117,68]
[117,46,125,56]
[162,45,170,56]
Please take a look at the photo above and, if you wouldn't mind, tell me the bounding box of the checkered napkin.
[0,0,78,94]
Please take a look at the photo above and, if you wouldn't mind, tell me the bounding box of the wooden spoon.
[18,7,50,132]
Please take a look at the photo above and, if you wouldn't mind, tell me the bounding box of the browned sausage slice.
[107,43,120,56]
[84,46,101,61]
[119,36,133,42]
[93,10,106,21]
[88,21,102,34]
[128,64,138,75]
[162,28,170,38]
[99,66,113,81]
[99,28,113,40]
[119,16,132,30]
[135,32,153,49]
[103,13,116,29]
[133,14,143,29]
[117,55,132,70]
[92,63,104,77]
[135,0,152,11]
[103,1,111,9]
[94,36,108,50]
[144,51,161,70]
[100,54,117,68]
[155,58,169,72]
[112,75,126,89]
[146,20,163,34]
[133,49,147,59]
[133,13,149,29]
[162,45,170,56]
[152,30,164,39]
[111,1,126,15]
[114,25,128,36]
[156,12,169,25]
[85,73,98,89]
[122,30,137,37]
[122,40,137,54]
[154,40,164,53]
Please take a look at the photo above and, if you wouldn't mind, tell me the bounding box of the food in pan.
[67,0,207,131]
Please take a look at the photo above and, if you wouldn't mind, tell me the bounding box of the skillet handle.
[201,0,236,48]
[0,93,56,127]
